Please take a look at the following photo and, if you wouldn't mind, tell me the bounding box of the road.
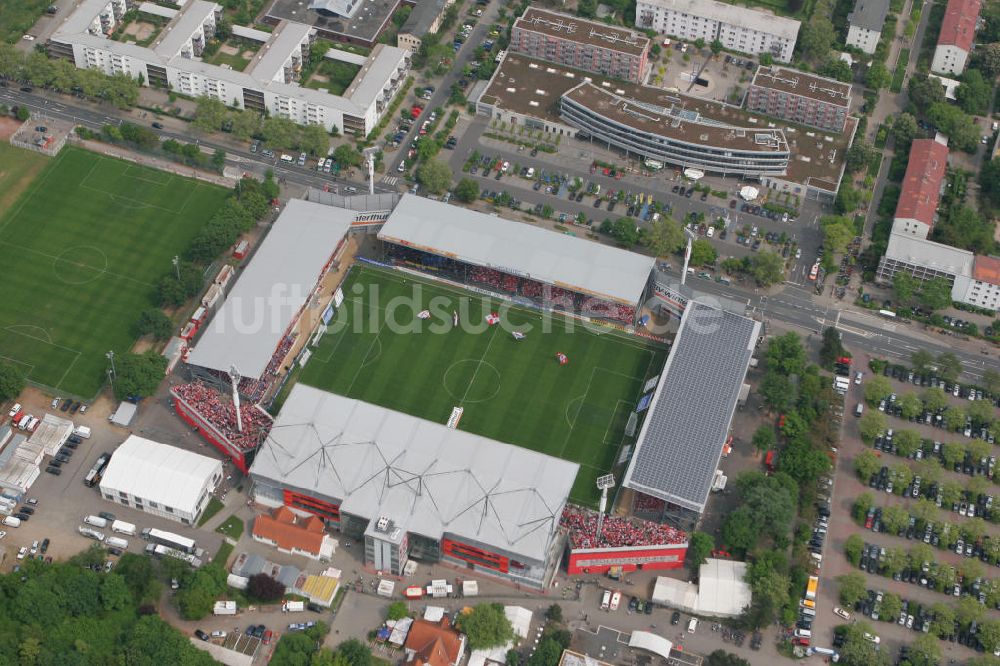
[2,86,997,380]
[0,87,396,196]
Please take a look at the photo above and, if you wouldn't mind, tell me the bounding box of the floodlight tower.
[363,148,377,195]
[680,227,696,286]
[595,474,616,545]
[228,365,243,433]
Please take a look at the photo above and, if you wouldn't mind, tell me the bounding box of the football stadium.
[0,146,229,397]
[177,192,761,586]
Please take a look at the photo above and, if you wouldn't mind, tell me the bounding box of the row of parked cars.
[43,434,82,477]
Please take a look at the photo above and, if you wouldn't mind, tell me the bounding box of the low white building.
[49,0,410,135]
[634,0,800,62]
[651,559,752,617]
[99,435,222,525]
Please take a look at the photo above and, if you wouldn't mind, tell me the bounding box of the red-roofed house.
[954,255,1000,310]
[252,506,337,561]
[892,138,949,239]
[404,618,466,666]
[932,0,982,75]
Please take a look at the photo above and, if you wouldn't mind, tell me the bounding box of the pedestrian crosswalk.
[381,176,399,186]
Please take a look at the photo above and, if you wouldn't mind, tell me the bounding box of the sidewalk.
[73,136,237,188]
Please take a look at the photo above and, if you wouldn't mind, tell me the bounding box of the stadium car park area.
[299,265,666,505]
[0,146,228,397]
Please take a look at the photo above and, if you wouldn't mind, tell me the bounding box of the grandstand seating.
[633,493,667,514]
[386,245,636,324]
[561,505,686,549]
[173,382,273,450]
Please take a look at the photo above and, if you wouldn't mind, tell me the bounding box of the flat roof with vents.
[750,66,852,108]
[513,7,650,57]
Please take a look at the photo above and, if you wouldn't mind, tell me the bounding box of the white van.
[280,154,294,163]
[83,515,108,528]
[600,590,611,610]
[855,402,864,417]
[2,516,21,528]
[73,426,91,439]
[106,536,129,549]
[687,618,698,633]
[17,414,31,430]
[794,628,812,639]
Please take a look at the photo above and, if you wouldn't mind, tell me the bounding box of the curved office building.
[559,82,790,178]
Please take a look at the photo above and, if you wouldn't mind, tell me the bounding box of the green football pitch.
[299,266,667,504]
[0,146,229,398]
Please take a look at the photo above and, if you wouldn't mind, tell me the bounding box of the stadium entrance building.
[623,302,760,530]
[176,200,359,471]
[248,384,579,590]
[377,195,655,328]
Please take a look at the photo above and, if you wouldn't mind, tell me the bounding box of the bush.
[247,574,285,602]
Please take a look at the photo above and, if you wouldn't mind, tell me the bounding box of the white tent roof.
[505,606,532,638]
[698,559,752,617]
[379,195,655,306]
[628,632,673,659]
[187,199,354,378]
[651,576,699,612]
[424,606,446,622]
[99,435,222,516]
[110,402,137,427]
[250,384,578,563]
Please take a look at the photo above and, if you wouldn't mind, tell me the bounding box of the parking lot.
[815,350,1000,660]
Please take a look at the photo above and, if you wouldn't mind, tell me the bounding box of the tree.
[882,504,910,533]
[211,148,226,172]
[864,376,891,403]
[844,533,864,566]
[746,251,785,286]
[686,531,714,571]
[157,259,205,307]
[710,39,723,55]
[334,144,362,168]
[930,602,957,638]
[752,425,776,453]
[934,205,996,254]
[112,350,168,400]
[983,369,1000,395]
[0,359,26,401]
[760,371,794,412]
[937,352,962,382]
[956,69,992,115]
[891,113,918,151]
[799,17,835,61]
[907,73,947,108]
[911,348,934,374]
[858,410,886,443]
[835,184,859,216]
[721,506,757,552]
[100,574,132,612]
[980,157,1000,207]
[133,309,173,341]
[767,332,806,376]
[820,57,854,83]
[854,449,881,480]
[879,592,902,623]
[956,594,985,628]
[893,428,921,457]
[978,42,1000,76]
[247,574,285,601]
[919,276,953,311]
[922,386,948,412]
[865,61,890,90]
[942,441,966,468]
[819,326,846,368]
[689,238,717,265]
[545,604,563,623]
[898,393,923,420]
[193,96,228,132]
[386,601,409,621]
[820,215,855,255]
[454,177,479,203]
[416,158,452,195]
[456,604,515,650]
[300,123,330,156]
[978,620,1000,654]
[706,651,751,666]
[527,638,562,666]
[928,102,980,152]
[837,572,868,606]
[908,633,941,666]
[642,215,684,256]
[845,141,872,174]
[892,270,919,305]
[15,105,29,121]
[337,638,372,666]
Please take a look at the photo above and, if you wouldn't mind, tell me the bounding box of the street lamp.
[680,226,697,286]
[172,255,180,280]
[106,350,116,378]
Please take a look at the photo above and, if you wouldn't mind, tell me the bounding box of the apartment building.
[892,138,949,239]
[49,0,410,135]
[932,0,981,75]
[746,66,852,133]
[845,0,890,54]
[635,0,800,62]
[510,8,651,83]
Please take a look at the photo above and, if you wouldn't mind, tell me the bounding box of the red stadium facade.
[566,542,687,574]
[170,386,273,473]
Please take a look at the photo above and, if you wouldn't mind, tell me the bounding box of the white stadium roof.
[99,435,221,516]
[378,195,655,306]
[249,384,579,562]
[187,199,354,378]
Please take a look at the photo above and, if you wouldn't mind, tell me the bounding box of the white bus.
[644,159,664,170]
[142,527,196,554]
[878,309,897,319]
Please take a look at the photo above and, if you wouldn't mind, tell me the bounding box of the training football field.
[299,266,667,504]
[0,145,229,398]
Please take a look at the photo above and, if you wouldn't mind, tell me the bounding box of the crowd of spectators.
[387,245,635,323]
[633,493,666,514]
[173,382,273,450]
[204,334,296,402]
[561,505,686,549]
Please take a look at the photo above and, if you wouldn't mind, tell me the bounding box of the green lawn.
[890,48,910,93]
[204,49,251,72]
[299,266,665,504]
[305,61,362,96]
[0,146,229,397]
[0,0,49,43]
[215,515,245,540]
